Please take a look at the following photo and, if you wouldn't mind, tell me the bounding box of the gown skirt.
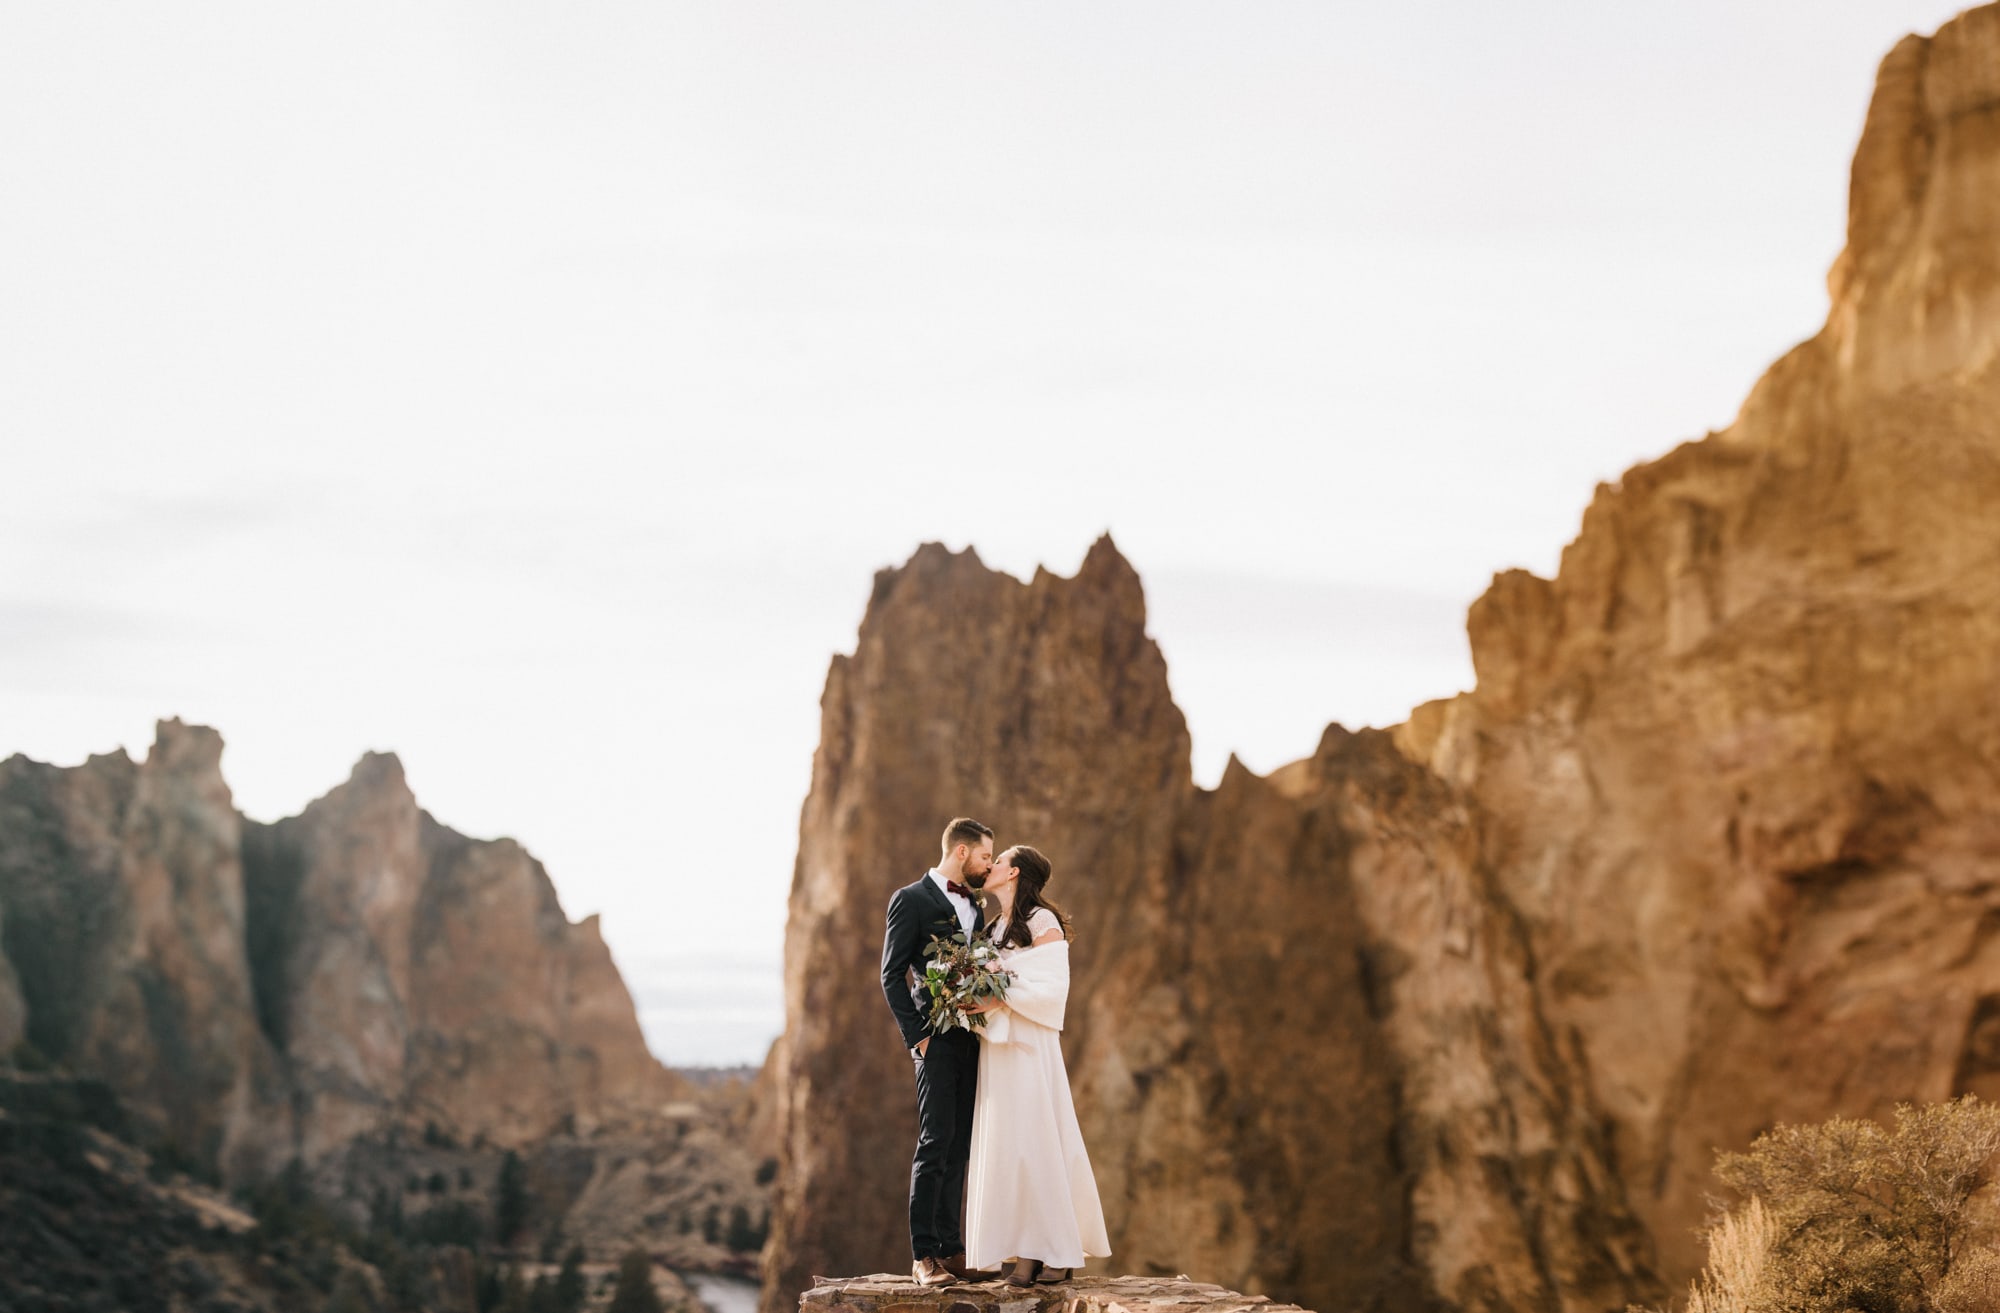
[962,917,1111,1271]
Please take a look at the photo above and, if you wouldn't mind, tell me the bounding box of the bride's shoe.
[1005,1258,1043,1288]
[1034,1267,1073,1284]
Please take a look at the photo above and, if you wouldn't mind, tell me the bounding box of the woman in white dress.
[962,844,1111,1287]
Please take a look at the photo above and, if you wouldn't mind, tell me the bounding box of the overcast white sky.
[0,2,1971,1064]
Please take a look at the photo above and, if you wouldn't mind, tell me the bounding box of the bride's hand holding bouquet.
[920,929,1013,1033]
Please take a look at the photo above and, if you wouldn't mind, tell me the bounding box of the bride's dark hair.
[992,844,1074,950]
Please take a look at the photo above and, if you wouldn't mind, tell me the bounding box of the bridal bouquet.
[920,930,1013,1033]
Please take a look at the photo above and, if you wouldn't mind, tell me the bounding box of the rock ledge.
[801,1274,1312,1313]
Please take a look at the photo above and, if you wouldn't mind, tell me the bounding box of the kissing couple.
[880,816,1111,1288]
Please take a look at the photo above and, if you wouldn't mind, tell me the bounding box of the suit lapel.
[915,872,953,919]
[918,871,985,936]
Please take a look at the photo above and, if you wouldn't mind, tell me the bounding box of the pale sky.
[0,2,1971,1064]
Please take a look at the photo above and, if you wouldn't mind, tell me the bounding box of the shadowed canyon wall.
[763,7,2000,1312]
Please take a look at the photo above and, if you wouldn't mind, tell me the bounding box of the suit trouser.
[909,1026,978,1260]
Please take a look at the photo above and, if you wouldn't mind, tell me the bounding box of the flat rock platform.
[800,1273,1314,1313]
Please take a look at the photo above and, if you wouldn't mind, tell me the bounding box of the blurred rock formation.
[762,6,2000,1311]
[0,720,770,1271]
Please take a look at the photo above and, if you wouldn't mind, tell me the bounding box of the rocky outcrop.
[0,1068,723,1313]
[245,748,677,1161]
[0,725,290,1181]
[0,722,781,1274]
[0,719,678,1186]
[761,541,1649,1313]
[0,1069,341,1313]
[763,541,1201,1306]
[0,888,31,1061]
[764,6,2000,1312]
[800,1272,1311,1313]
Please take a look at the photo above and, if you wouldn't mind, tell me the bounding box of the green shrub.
[147,1134,215,1185]
[410,1199,487,1249]
[324,1268,375,1313]
[495,1265,531,1313]
[552,1245,588,1313]
[9,1038,52,1072]
[606,1248,664,1313]
[724,1204,767,1252]
[495,1149,529,1248]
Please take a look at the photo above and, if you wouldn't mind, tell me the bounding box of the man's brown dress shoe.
[913,1257,953,1287]
[941,1254,999,1281]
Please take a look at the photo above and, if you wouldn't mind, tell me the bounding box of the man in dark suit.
[882,816,996,1287]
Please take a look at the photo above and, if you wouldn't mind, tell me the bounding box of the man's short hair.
[941,817,994,854]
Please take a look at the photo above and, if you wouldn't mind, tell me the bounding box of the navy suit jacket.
[881,874,986,1050]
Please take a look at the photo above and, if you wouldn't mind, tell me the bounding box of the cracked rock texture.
[762,6,2000,1312]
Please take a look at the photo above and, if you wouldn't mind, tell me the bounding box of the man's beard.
[963,872,988,889]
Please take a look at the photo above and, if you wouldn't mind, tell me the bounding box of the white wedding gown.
[963,906,1111,1271]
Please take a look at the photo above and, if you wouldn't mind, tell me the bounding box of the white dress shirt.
[928,866,977,934]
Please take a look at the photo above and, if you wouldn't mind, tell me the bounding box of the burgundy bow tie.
[946,880,972,899]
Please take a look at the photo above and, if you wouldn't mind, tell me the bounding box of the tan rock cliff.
[0,725,289,1180]
[762,540,1652,1313]
[243,745,680,1164]
[1405,0,2000,1288]
[0,719,678,1185]
[764,6,2000,1311]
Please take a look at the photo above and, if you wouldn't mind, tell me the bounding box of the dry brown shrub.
[1683,1196,1781,1313]
[1637,1095,2000,1313]
[1713,1094,2000,1313]
[1935,1247,2000,1313]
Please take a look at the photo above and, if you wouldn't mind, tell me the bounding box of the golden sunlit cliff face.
[763,7,2000,1312]
[1402,0,2000,1291]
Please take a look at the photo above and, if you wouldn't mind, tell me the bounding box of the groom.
[882,816,996,1287]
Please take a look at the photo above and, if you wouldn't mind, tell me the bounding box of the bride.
[962,844,1111,1286]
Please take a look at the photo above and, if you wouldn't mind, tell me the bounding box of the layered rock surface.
[764,6,2000,1312]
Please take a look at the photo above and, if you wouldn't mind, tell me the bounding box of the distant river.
[687,1272,761,1313]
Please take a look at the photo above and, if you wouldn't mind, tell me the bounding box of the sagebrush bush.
[1935,1247,2000,1313]
[1643,1094,2000,1313]
[1683,1196,1779,1313]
